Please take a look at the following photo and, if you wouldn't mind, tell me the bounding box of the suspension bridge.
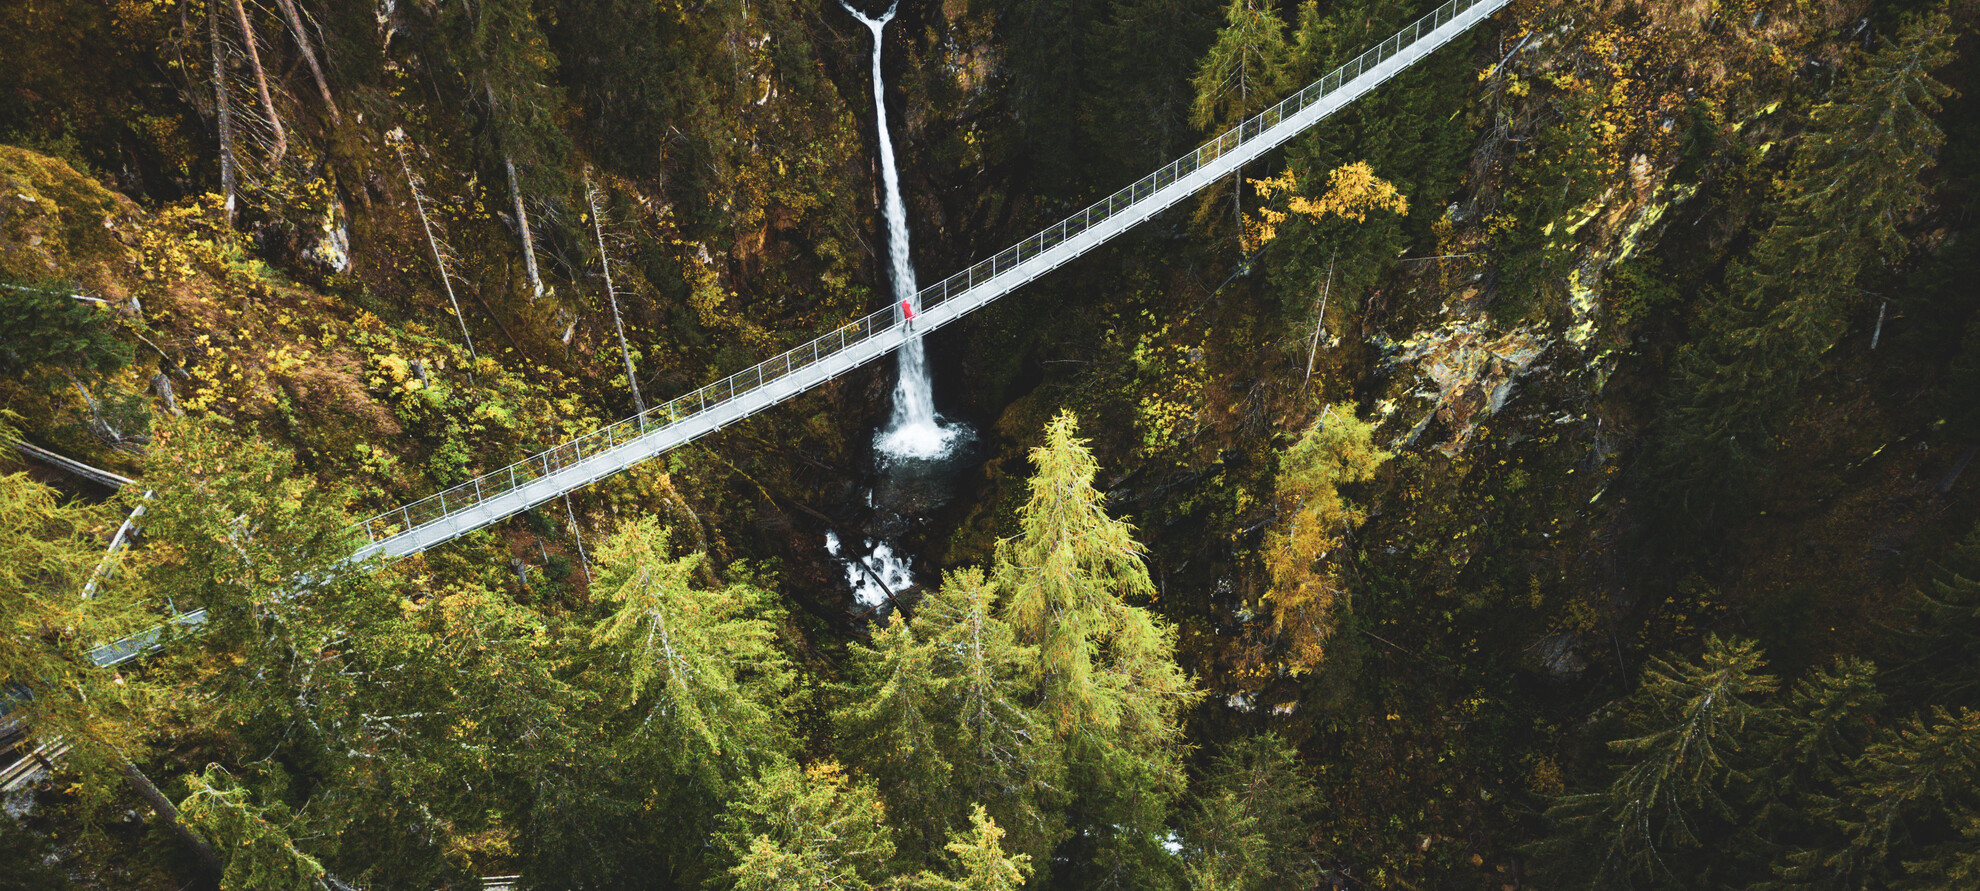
[84,0,1511,669]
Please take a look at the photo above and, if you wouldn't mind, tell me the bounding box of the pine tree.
[1539,635,1779,887]
[1258,405,1390,674]
[1181,734,1324,891]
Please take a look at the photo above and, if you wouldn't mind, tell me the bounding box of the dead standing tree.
[483,77,547,301]
[209,0,239,223]
[389,128,478,360]
[585,172,645,415]
[271,0,342,125]
[228,0,287,163]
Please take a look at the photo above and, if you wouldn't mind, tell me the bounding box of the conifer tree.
[1259,405,1390,674]
[835,569,1065,869]
[921,570,1067,869]
[835,612,955,863]
[1189,0,1289,134]
[1540,635,1779,886]
[0,454,209,869]
[898,805,1034,891]
[994,411,1197,888]
[1899,522,1980,704]
[1181,734,1324,891]
[178,765,334,891]
[1777,707,1980,888]
[448,0,571,299]
[590,516,794,793]
[716,761,897,891]
[1654,10,1957,524]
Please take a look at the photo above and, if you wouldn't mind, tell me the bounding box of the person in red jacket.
[900,298,916,329]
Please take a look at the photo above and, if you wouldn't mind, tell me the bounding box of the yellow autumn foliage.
[1261,405,1390,674]
[1242,161,1408,252]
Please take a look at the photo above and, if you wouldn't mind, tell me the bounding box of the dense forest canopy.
[2,0,1977,888]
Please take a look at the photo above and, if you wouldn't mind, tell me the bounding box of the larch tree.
[715,761,897,891]
[1189,0,1289,134]
[993,410,1197,888]
[1257,404,1390,675]
[834,611,955,865]
[178,765,336,891]
[1190,0,1290,241]
[0,456,218,874]
[921,569,1067,870]
[835,569,1066,870]
[898,805,1034,891]
[590,516,794,792]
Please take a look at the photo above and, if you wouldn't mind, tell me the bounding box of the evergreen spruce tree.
[1653,10,1957,525]
[1539,635,1779,887]
[1739,658,1884,888]
[1899,522,1980,704]
[1181,734,1324,891]
[1777,707,1980,888]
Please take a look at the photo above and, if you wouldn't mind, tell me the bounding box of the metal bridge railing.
[353,0,1498,551]
[914,0,1484,317]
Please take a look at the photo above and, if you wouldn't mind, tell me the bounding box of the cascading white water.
[844,1,966,462]
[826,530,914,608]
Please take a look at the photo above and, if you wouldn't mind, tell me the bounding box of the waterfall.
[845,1,965,462]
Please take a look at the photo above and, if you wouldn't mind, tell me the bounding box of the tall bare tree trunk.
[1305,252,1334,383]
[484,79,545,301]
[210,0,238,223]
[586,174,645,415]
[119,761,225,877]
[271,0,341,124]
[390,131,477,360]
[228,0,287,164]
